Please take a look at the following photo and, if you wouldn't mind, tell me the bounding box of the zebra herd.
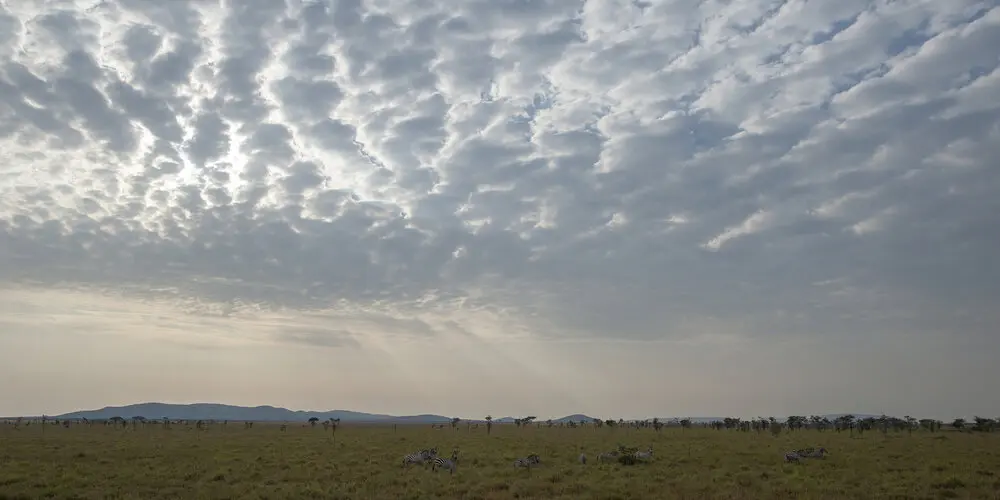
[400,444,828,474]
[402,447,460,475]
[402,448,439,468]
[402,447,545,473]
[399,445,668,474]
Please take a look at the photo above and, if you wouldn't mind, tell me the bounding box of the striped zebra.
[578,453,587,464]
[634,447,654,460]
[596,450,619,463]
[402,447,438,468]
[431,451,459,474]
[795,447,828,458]
[784,451,803,463]
[513,454,541,468]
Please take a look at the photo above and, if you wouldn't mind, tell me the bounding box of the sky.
[0,0,998,421]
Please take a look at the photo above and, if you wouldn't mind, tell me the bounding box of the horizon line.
[2,401,960,421]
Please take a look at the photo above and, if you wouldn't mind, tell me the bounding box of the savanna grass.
[1,422,999,499]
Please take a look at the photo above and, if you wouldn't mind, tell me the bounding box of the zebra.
[402,447,437,468]
[431,451,459,474]
[795,447,828,458]
[578,453,587,464]
[596,450,619,463]
[634,447,654,460]
[513,454,541,468]
[784,451,803,463]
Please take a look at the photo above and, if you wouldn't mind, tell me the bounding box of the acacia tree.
[769,421,783,436]
[810,415,823,430]
[785,416,807,431]
[877,414,890,434]
[485,415,493,435]
[308,417,319,428]
[972,417,995,432]
[835,415,856,437]
[450,417,460,429]
[328,418,340,442]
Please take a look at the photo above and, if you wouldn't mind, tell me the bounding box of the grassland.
[1,422,999,499]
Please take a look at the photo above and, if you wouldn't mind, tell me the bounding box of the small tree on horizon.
[952,418,966,431]
[329,418,340,442]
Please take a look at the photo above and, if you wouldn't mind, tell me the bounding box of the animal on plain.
[795,447,829,458]
[431,451,460,474]
[402,447,438,468]
[513,454,541,468]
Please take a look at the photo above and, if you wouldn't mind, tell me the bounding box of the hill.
[46,404,883,424]
[553,414,596,423]
[54,403,452,424]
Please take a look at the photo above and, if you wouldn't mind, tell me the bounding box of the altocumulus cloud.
[1,0,999,417]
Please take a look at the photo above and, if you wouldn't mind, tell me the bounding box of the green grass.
[1,423,999,499]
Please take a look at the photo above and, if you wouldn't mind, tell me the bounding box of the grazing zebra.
[784,451,802,462]
[596,450,619,463]
[634,447,654,460]
[431,451,459,474]
[795,447,828,458]
[513,454,541,468]
[402,447,438,468]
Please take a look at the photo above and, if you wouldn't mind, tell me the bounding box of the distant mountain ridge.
[54,403,453,424]
[46,403,880,424]
[53,403,600,424]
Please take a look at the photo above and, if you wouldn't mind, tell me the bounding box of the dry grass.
[1,423,999,499]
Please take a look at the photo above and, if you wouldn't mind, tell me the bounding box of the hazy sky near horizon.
[1,0,998,420]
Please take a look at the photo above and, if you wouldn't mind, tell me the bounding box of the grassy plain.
[1,422,999,499]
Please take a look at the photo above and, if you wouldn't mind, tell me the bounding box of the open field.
[2,423,999,499]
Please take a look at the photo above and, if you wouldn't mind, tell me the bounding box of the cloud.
[0,0,998,417]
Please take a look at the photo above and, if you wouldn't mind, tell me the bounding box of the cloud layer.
[1,0,998,417]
